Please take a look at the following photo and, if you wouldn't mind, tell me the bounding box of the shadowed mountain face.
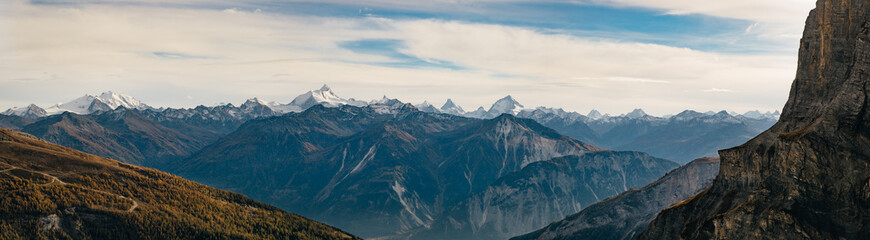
[514,157,719,240]
[21,110,216,167]
[16,101,276,167]
[638,1,870,239]
[173,105,678,238]
[409,152,681,240]
[0,114,35,130]
[0,129,358,240]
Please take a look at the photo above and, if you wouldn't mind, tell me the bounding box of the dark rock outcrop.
[513,157,719,240]
[638,1,870,239]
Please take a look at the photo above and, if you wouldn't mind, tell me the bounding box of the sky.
[0,0,816,116]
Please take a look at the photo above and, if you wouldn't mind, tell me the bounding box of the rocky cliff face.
[638,0,870,239]
[409,152,680,240]
[514,157,719,240]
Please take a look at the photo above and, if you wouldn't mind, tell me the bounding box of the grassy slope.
[0,129,359,240]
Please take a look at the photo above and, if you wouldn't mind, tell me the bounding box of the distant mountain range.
[3,85,779,122]
[0,85,775,239]
[169,104,679,239]
[2,85,778,164]
[517,108,775,163]
[0,129,358,239]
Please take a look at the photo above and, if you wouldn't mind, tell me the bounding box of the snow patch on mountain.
[487,95,525,117]
[3,104,47,119]
[440,99,465,115]
[266,85,366,113]
[44,91,152,115]
[287,84,367,111]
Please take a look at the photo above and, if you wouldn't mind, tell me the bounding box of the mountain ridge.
[0,128,359,239]
[171,104,677,239]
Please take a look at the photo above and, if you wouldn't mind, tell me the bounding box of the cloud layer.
[0,0,813,115]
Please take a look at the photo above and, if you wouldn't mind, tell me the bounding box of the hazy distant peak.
[674,110,704,119]
[417,100,433,107]
[415,101,441,113]
[464,106,489,118]
[742,110,780,120]
[587,109,603,120]
[625,108,647,119]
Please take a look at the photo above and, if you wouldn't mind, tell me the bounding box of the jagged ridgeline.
[0,129,358,240]
[638,0,870,238]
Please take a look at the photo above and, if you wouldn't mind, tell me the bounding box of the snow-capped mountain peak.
[487,95,525,117]
[242,97,268,107]
[46,95,96,114]
[2,104,47,119]
[43,91,151,115]
[440,99,465,115]
[369,98,411,114]
[96,91,150,110]
[287,84,366,111]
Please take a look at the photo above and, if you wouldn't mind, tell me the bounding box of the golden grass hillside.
[0,128,359,240]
